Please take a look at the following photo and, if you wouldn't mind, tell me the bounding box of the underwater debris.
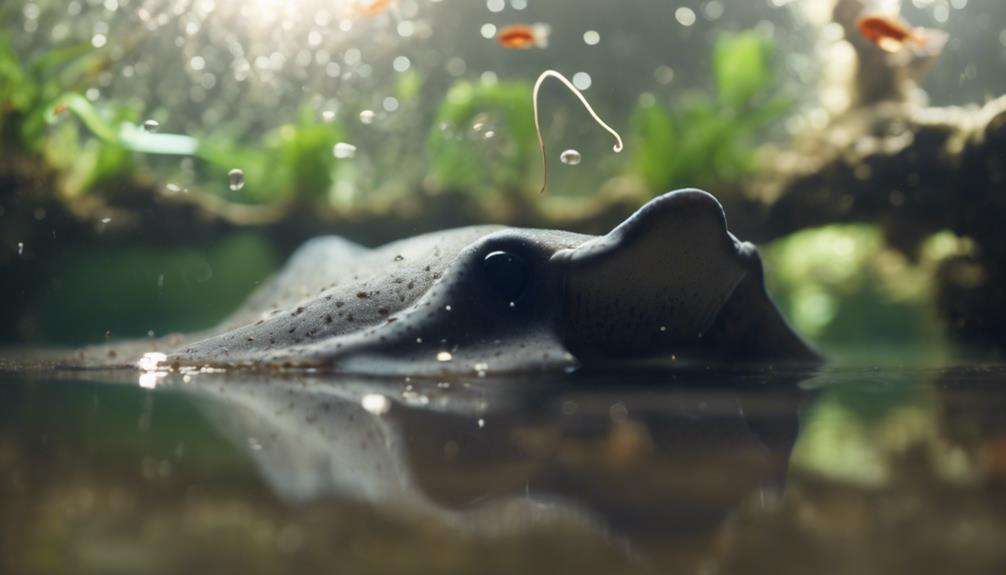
[532,70,623,194]
[142,119,159,133]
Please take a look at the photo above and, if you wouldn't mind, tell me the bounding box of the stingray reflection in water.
[180,368,811,565]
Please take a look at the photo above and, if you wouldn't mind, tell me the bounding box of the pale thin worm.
[532,70,624,194]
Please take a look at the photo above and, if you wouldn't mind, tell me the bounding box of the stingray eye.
[482,250,530,302]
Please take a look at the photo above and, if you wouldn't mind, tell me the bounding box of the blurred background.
[2,0,1006,360]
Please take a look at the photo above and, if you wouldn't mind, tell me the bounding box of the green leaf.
[49,93,119,142]
[119,123,198,155]
[629,99,677,192]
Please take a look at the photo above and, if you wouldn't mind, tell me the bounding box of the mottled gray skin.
[159,189,818,376]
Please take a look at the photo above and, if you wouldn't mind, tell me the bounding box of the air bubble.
[359,109,375,124]
[675,7,696,26]
[392,55,411,72]
[228,169,245,191]
[142,119,160,132]
[333,142,357,159]
[560,149,581,165]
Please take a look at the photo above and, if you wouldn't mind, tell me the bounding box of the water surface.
[2,365,1005,574]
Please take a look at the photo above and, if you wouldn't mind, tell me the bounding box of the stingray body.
[144,189,817,376]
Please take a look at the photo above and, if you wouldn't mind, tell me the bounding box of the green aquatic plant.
[0,34,98,152]
[53,101,139,198]
[762,224,952,359]
[0,34,208,197]
[266,108,346,206]
[0,36,138,198]
[425,80,537,197]
[629,30,789,194]
[197,108,346,207]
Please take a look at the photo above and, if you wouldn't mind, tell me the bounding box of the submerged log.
[754,96,1006,251]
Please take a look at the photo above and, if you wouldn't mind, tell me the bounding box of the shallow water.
[2,365,1005,574]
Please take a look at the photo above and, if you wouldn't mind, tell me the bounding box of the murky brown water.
[2,365,1005,574]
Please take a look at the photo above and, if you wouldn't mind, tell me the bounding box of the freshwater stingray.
[103,188,817,376]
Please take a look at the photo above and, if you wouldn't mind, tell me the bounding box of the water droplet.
[359,109,375,124]
[704,1,724,20]
[471,114,489,133]
[361,393,390,415]
[583,30,600,45]
[228,169,245,191]
[482,130,495,140]
[17,242,24,255]
[675,7,696,26]
[392,55,411,72]
[436,351,453,362]
[333,142,357,159]
[143,119,159,132]
[477,418,485,428]
[560,149,582,165]
[572,72,592,90]
[321,110,337,123]
[655,65,675,85]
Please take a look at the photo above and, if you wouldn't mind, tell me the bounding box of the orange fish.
[354,0,394,18]
[857,14,947,55]
[496,23,550,50]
